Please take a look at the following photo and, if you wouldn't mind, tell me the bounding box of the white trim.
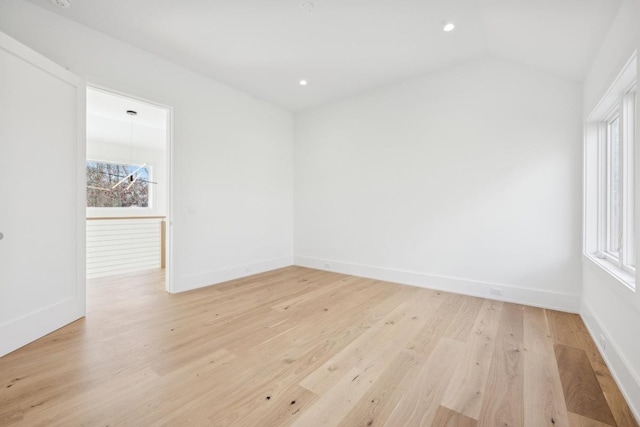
[584,254,636,291]
[588,51,637,121]
[174,256,294,293]
[86,85,175,293]
[581,302,640,424]
[294,256,580,312]
[166,104,174,293]
[76,67,87,326]
[0,298,85,357]
[584,51,637,291]
[623,89,636,269]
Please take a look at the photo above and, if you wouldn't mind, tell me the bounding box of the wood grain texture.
[477,303,524,426]
[568,411,616,427]
[523,305,569,427]
[432,405,479,427]
[335,351,421,427]
[0,267,635,427]
[440,299,503,419]
[384,337,464,426]
[572,320,639,427]
[523,306,554,356]
[524,351,571,427]
[555,344,616,426]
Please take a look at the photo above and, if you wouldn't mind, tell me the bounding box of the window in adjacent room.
[584,51,637,289]
[86,160,152,208]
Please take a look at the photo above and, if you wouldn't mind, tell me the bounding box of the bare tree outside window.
[87,161,150,208]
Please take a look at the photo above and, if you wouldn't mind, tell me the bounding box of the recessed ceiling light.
[443,22,455,32]
[51,0,71,8]
[299,80,308,86]
[301,1,314,13]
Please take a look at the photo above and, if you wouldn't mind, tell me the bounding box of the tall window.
[585,52,636,289]
[87,160,151,208]
[601,108,633,271]
[606,114,621,258]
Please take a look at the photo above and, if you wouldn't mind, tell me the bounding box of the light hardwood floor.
[0,266,637,426]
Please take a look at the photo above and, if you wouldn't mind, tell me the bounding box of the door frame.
[85,84,174,292]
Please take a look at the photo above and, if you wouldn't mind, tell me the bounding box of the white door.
[0,32,85,357]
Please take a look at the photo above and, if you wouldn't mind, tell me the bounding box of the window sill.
[585,253,636,292]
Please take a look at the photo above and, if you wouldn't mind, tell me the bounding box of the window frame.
[597,98,635,272]
[602,108,621,261]
[585,51,637,291]
[86,158,154,210]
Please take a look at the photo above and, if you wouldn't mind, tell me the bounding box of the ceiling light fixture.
[301,1,314,13]
[112,109,149,190]
[51,0,71,9]
[299,80,308,86]
[443,22,455,32]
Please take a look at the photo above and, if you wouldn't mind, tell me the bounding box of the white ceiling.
[28,0,621,111]
[87,88,167,150]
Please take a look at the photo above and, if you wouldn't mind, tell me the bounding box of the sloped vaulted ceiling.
[26,0,621,111]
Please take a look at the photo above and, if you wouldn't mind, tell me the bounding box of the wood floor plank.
[477,303,525,426]
[523,306,554,356]
[298,288,441,394]
[443,295,485,342]
[568,411,616,427]
[440,299,503,420]
[291,366,375,426]
[555,344,616,426]
[270,275,370,312]
[213,384,319,427]
[0,267,636,426]
[293,291,444,425]
[335,350,421,427]
[143,354,307,426]
[544,308,636,426]
[138,281,413,425]
[573,328,639,427]
[524,349,570,427]
[432,405,479,427]
[194,285,410,425]
[384,337,465,426]
[404,293,467,362]
[25,367,162,426]
[0,404,23,426]
[546,310,584,349]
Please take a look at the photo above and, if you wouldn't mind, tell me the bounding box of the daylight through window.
[584,52,637,289]
[87,161,151,208]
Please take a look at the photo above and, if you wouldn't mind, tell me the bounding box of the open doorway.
[85,87,172,292]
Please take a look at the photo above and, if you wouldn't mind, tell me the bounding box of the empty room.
[0,0,639,425]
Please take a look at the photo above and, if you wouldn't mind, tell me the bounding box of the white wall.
[295,56,583,311]
[0,0,294,292]
[581,0,640,418]
[2,1,638,417]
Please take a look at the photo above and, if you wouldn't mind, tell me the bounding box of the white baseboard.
[294,256,580,313]
[581,302,640,424]
[0,297,85,357]
[174,256,294,293]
